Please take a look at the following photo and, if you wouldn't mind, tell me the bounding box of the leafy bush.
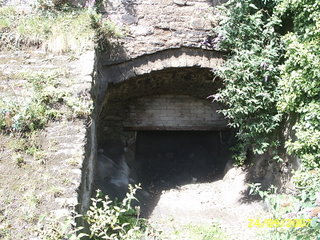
[215,1,320,237]
[0,72,63,133]
[212,0,284,164]
[250,170,320,240]
[214,0,320,168]
[36,185,158,240]
[276,1,320,168]
[85,185,153,240]
[36,213,86,240]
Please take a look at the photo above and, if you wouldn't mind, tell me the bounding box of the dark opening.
[134,130,235,217]
[95,66,233,217]
[135,130,234,190]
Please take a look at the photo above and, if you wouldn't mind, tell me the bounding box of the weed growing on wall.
[0,72,62,133]
[214,0,320,168]
[215,0,320,238]
[0,4,123,53]
[212,0,284,164]
[0,65,96,134]
[89,13,124,52]
[0,7,96,53]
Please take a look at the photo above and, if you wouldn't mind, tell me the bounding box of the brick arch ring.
[97,47,225,106]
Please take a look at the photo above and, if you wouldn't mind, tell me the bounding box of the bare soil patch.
[141,167,268,240]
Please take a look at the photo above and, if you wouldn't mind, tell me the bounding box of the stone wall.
[123,95,227,130]
[99,0,227,62]
[97,48,224,105]
[91,0,230,216]
[96,0,227,106]
[97,67,224,147]
[0,50,95,237]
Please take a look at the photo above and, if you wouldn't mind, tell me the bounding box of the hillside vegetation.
[213,0,320,239]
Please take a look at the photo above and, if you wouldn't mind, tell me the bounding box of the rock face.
[95,0,227,105]
[95,151,132,198]
[100,0,219,61]
[0,50,94,238]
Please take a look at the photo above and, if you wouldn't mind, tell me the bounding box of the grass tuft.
[0,7,96,53]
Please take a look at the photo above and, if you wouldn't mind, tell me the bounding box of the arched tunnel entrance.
[95,67,235,217]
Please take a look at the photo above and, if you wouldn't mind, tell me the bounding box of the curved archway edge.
[97,47,225,106]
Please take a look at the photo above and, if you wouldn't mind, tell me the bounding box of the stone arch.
[97,64,229,152]
[94,47,233,203]
[97,47,225,105]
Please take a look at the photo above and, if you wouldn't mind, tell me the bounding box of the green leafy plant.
[0,72,63,134]
[216,1,320,238]
[36,213,86,240]
[213,0,319,168]
[249,171,320,240]
[276,1,320,169]
[212,0,284,164]
[85,184,153,240]
[35,185,159,240]
[0,69,93,134]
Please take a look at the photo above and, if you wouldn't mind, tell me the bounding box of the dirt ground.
[140,167,269,240]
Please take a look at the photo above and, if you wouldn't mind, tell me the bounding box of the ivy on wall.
[276,0,320,169]
[213,0,319,168]
[212,0,284,164]
[214,3,320,237]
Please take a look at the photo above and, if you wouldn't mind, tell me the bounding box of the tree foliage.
[215,1,320,238]
[277,0,320,168]
[213,0,284,164]
[214,0,320,168]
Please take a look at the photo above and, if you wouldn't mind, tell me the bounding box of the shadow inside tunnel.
[133,130,235,218]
